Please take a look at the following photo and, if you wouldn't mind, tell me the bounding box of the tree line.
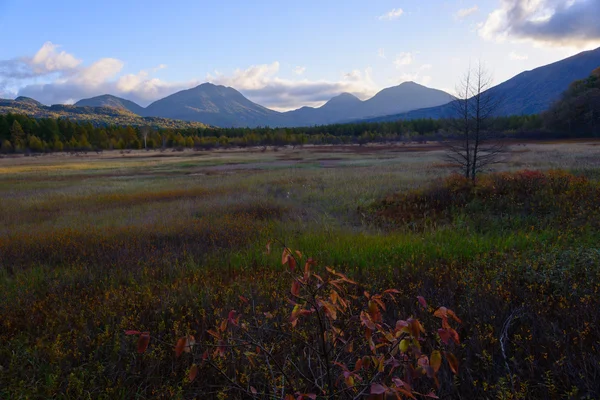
[0,112,550,154]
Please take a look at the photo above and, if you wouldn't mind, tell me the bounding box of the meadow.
[1,141,600,399]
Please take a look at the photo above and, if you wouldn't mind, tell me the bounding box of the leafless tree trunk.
[445,63,504,181]
[140,126,151,149]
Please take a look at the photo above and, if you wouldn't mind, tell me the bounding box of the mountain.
[144,83,285,127]
[367,46,600,122]
[0,98,207,129]
[283,93,363,126]
[14,96,44,107]
[75,95,146,116]
[283,82,452,126]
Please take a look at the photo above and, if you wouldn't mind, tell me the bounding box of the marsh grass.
[1,142,600,399]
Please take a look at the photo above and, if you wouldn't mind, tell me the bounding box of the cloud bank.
[0,42,380,110]
[0,42,194,106]
[479,0,600,47]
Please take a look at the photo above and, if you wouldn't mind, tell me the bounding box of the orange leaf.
[188,364,198,382]
[175,337,187,358]
[137,332,150,354]
[446,352,459,374]
[266,240,272,255]
[434,307,448,319]
[175,335,195,358]
[360,311,377,330]
[447,309,462,324]
[282,248,291,265]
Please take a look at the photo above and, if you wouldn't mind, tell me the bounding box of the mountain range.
[72,81,453,128]
[2,47,600,128]
[366,46,600,123]
[0,97,207,129]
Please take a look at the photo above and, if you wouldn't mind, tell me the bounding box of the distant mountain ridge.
[0,98,208,129]
[282,82,453,126]
[75,95,147,116]
[69,82,453,128]
[364,46,600,123]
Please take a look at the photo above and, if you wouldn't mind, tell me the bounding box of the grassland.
[1,141,600,399]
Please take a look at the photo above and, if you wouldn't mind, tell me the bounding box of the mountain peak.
[74,95,145,115]
[325,92,361,105]
[14,96,43,106]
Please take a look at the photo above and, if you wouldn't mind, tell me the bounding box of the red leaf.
[124,330,141,335]
[137,332,150,354]
[188,364,198,382]
[250,386,257,394]
[239,295,249,304]
[438,328,451,345]
[370,383,387,395]
[288,256,297,271]
[417,296,428,309]
[228,310,238,326]
[291,280,301,297]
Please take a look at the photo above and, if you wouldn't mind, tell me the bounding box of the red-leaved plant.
[125,241,462,399]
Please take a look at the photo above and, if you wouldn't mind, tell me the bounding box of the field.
[1,141,600,399]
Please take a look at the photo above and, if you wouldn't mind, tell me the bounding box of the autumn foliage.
[126,243,462,399]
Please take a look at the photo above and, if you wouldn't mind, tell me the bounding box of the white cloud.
[479,0,600,47]
[208,62,378,111]
[455,5,479,19]
[293,66,306,75]
[0,42,196,106]
[379,8,404,20]
[378,48,386,59]
[29,42,82,74]
[509,51,529,60]
[394,52,414,68]
[2,42,380,111]
[392,64,434,86]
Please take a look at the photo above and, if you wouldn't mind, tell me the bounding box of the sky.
[1,0,599,111]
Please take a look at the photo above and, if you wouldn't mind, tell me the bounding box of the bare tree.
[445,63,504,181]
[140,125,151,149]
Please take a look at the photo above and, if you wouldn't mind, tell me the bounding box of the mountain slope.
[0,99,207,129]
[144,83,285,127]
[283,82,452,126]
[368,46,600,122]
[283,93,362,126]
[75,95,147,116]
[359,82,452,117]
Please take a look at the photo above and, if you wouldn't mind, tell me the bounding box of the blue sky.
[1,0,599,110]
